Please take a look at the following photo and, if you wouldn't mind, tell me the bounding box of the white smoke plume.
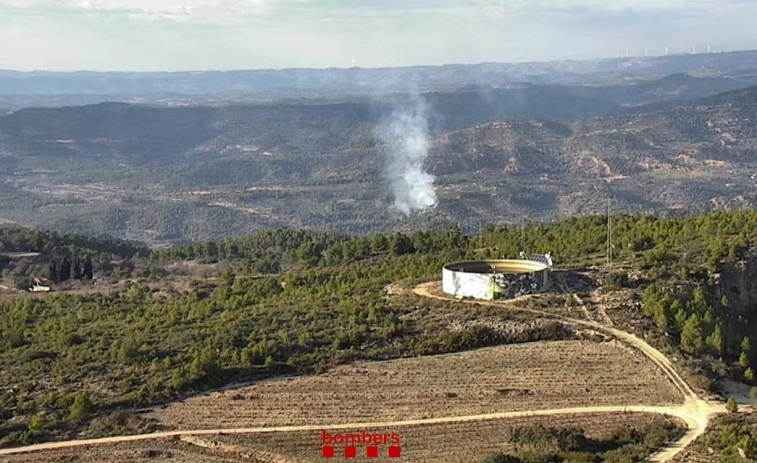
[378,98,438,215]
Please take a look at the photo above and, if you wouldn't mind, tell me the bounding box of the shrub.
[69,391,93,421]
[745,368,755,384]
[606,272,630,290]
[27,414,45,431]
[482,453,522,463]
[725,397,739,414]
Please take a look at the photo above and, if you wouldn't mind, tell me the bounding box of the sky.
[1,0,756,71]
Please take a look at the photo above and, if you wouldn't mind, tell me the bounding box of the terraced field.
[150,340,683,430]
[217,413,682,463]
[0,438,239,463]
[0,413,682,463]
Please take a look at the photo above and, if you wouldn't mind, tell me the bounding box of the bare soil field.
[150,340,683,430]
[0,413,681,463]
[217,412,683,463]
[0,438,245,463]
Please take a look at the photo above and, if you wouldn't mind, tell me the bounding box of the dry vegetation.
[150,340,683,430]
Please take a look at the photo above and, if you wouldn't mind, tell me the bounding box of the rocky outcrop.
[712,254,757,315]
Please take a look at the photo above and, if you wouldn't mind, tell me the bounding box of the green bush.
[726,397,739,414]
[27,414,45,432]
[69,391,93,421]
[483,453,522,463]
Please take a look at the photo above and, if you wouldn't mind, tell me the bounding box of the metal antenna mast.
[607,200,612,265]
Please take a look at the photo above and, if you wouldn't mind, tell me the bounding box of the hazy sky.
[1,0,756,71]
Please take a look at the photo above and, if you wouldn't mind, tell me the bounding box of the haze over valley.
[2,51,757,245]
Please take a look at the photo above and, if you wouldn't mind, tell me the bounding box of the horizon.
[2,46,756,75]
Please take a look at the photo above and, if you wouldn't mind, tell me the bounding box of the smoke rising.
[378,98,438,215]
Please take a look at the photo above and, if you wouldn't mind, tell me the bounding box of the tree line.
[0,226,145,258]
[44,255,94,284]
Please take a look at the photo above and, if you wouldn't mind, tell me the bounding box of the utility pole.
[520,217,526,257]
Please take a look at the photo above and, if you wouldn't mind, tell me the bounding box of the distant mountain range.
[2,49,757,109]
[0,68,756,245]
[0,73,753,159]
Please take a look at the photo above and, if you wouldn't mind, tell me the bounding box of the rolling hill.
[0,80,756,245]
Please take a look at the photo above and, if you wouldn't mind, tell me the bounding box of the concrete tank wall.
[442,266,495,300]
[442,260,550,301]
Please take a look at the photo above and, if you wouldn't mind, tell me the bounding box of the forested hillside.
[2,210,757,447]
[1,84,757,245]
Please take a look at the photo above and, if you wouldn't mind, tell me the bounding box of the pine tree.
[725,397,739,414]
[220,266,235,288]
[83,256,94,280]
[672,301,686,335]
[73,257,82,280]
[703,308,715,336]
[742,337,752,355]
[59,257,71,282]
[69,391,93,421]
[745,368,755,384]
[295,240,321,267]
[740,351,750,369]
[654,314,669,333]
[688,286,707,314]
[189,345,219,381]
[706,324,724,356]
[47,261,59,283]
[681,313,704,354]
[389,233,415,256]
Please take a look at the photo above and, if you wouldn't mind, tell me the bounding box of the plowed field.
[150,340,683,430]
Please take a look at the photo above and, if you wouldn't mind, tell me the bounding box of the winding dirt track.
[0,405,704,458]
[0,278,723,461]
[413,280,722,462]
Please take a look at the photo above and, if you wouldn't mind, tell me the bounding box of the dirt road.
[0,278,723,461]
[0,404,705,457]
[412,280,722,462]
